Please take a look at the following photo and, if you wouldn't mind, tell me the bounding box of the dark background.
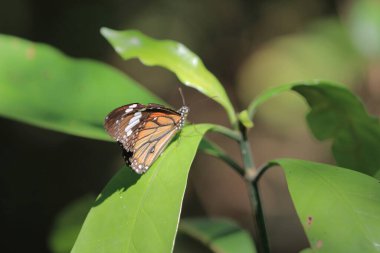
[1,1,378,252]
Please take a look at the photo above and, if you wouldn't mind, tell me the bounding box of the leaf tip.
[100,27,116,39]
[238,110,254,129]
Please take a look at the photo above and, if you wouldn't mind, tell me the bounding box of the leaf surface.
[72,124,213,253]
[101,28,236,124]
[276,159,380,252]
[0,34,161,140]
[248,82,380,178]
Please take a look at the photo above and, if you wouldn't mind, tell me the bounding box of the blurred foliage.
[237,18,364,131]
[248,82,380,178]
[237,0,380,133]
[346,0,380,60]
[293,84,380,178]
[179,218,257,253]
[0,34,162,141]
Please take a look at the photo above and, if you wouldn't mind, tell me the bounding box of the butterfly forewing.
[104,103,147,142]
[104,103,188,174]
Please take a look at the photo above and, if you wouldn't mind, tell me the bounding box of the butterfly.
[104,103,189,174]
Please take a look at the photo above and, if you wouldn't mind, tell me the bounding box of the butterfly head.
[179,106,189,115]
[177,106,189,129]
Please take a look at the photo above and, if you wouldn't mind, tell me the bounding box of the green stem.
[239,136,255,171]
[238,123,270,253]
[211,125,242,142]
[247,83,294,120]
[207,118,270,252]
[199,138,244,176]
[251,162,276,184]
[249,182,269,253]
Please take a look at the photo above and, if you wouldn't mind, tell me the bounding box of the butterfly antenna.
[178,87,187,106]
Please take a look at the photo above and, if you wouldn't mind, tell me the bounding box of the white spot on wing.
[125,112,141,133]
[125,120,140,134]
[129,111,142,125]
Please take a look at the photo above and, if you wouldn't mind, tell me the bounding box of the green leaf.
[179,218,257,253]
[0,34,161,141]
[274,159,380,253]
[238,110,254,129]
[49,195,95,253]
[72,124,213,253]
[100,28,236,124]
[247,81,380,178]
[247,83,295,118]
[293,83,380,178]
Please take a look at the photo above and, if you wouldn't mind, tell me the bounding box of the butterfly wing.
[129,110,182,173]
[104,103,147,143]
[104,103,184,174]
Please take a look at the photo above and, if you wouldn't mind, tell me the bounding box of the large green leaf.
[71,124,213,253]
[0,34,161,141]
[100,28,236,124]
[179,218,256,253]
[293,83,380,178]
[247,82,380,178]
[275,159,380,253]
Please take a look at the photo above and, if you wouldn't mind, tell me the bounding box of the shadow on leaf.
[93,166,141,206]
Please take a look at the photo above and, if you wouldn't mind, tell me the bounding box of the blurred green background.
[1,0,379,252]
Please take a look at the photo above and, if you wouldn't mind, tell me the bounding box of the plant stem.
[199,139,245,176]
[248,182,269,253]
[238,123,270,253]
[211,125,242,142]
[239,135,255,171]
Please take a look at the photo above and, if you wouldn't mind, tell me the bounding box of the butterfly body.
[104,103,189,174]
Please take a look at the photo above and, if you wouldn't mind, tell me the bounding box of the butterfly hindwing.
[129,111,181,173]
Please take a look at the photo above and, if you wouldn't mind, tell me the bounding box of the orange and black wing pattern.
[104,103,189,174]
